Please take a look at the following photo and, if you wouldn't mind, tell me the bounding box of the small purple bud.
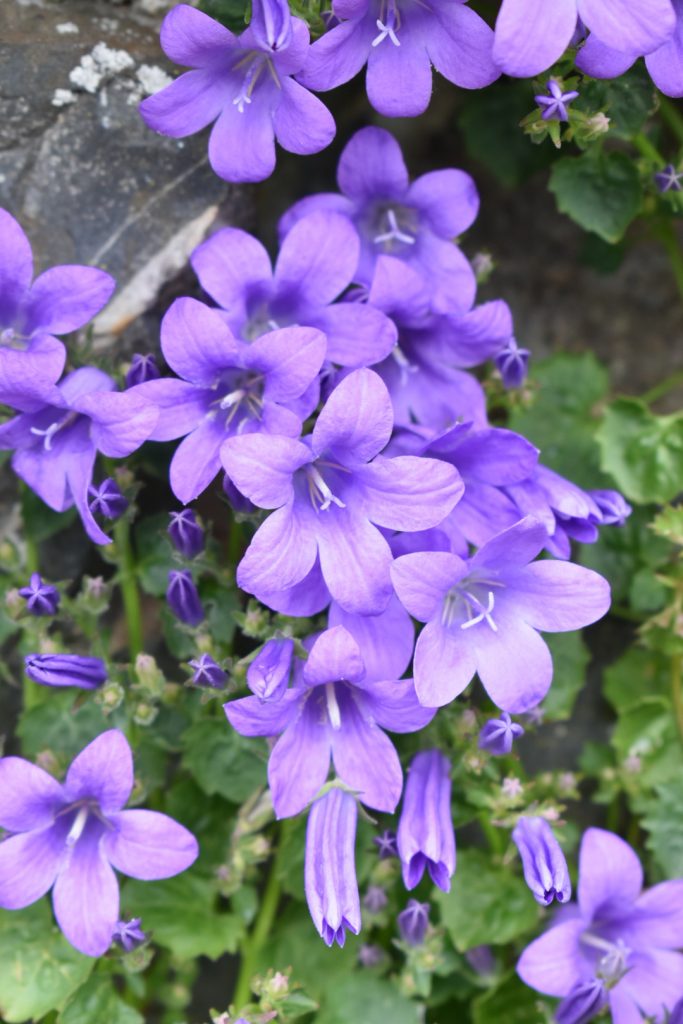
[479,712,524,756]
[373,828,398,859]
[250,0,293,51]
[305,789,361,948]
[363,885,388,913]
[18,573,60,616]
[89,478,129,520]
[587,489,632,527]
[358,943,385,967]
[535,80,580,122]
[397,899,429,946]
[189,653,227,688]
[168,509,205,559]
[397,750,456,893]
[112,918,147,953]
[556,979,607,1024]
[247,638,294,700]
[166,569,205,626]
[25,653,107,690]
[125,353,161,388]
[512,816,571,906]
[670,997,683,1024]
[654,164,683,193]
[465,945,496,976]
[495,337,530,389]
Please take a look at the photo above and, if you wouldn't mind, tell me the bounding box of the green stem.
[642,369,683,405]
[653,218,683,303]
[113,516,143,660]
[233,833,284,1010]
[633,132,664,164]
[480,817,504,856]
[659,94,683,146]
[672,654,683,745]
[25,534,39,575]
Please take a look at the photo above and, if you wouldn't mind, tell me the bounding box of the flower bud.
[250,0,293,52]
[97,681,125,714]
[512,816,571,905]
[189,653,227,688]
[125,353,161,388]
[397,750,456,893]
[168,509,205,559]
[358,944,385,967]
[363,886,388,913]
[18,573,60,616]
[305,789,361,948]
[495,337,530,389]
[478,712,524,756]
[112,918,147,953]
[588,489,632,527]
[556,979,607,1024]
[89,478,129,520]
[397,899,429,946]
[166,569,204,626]
[24,653,107,690]
[247,638,293,700]
[134,653,166,696]
[373,828,398,859]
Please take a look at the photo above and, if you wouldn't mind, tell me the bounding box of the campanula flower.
[397,750,455,892]
[247,638,294,700]
[18,574,60,616]
[168,509,205,558]
[556,979,607,1024]
[24,653,107,690]
[479,711,525,756]
[535,80,579,121]
[89,478,129,521]
[167,569,205,626]
[189,653,227,688]
[397,899,429,946]
[512,816,572,905]
[588,489,632,527]
[125,353,161,388]
[518,828,683,1023]
[0,730,198,956]
[140,2,335,183]
[305,788,361,947]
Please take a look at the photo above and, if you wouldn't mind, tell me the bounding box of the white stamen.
[232,92,252,113]
[372,16,400,46]
[66,806,89,847]
[220,388,246,410]
[326,682,342,730]
[460,590,497,632]
[30,421,62,452]
[307,465,346,512]
[374,208,415,247]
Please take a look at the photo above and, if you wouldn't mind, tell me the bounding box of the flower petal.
[24,267,115,336]
[0,828,63,909]
[470,516,548,574]
[160,297,240,384]
[0,339,66,413]
[131,378,209,442]
[221,434,312,508]
[427,2,499,88]
[140,68,227,138]
[617,949,683,1020]
[64,730,133,814]
[337,125,409,201]
[471,604,553,712]
[493,0,577,76]
[0,208,32,325]
[304,625,366,687]
[274,211,360,308]
[357,454,464,531]
[224,688,302,736]
[169,417,230,504]
[620,880,683,949]
[328,594,414,680]
[391,550,466,622]
[76,390,157,459]
[508,560,611,632]
[645,16,683,97]
[52,822,119,956]
[104,809,198,880]
[308,303,397,368]
[408,168,479,239]
[575,34,637,77]
[208,99,276,184]
[331,687,403,811]
[413,617,477,706]
[359,678,435,733]
[516,919,585,997]
[316,506,393,615]
[366,17,432,117]
[297,19,374,94]
[578,828,643,922]
[312,368,393,465]
[578,0,676,54]
[238,501,319,595]
[0,757,63,831]
[191,226,273,315]
[249,325,326,402]
[159,3,237,65]
[273,77,336,155]
[269,698,331,817]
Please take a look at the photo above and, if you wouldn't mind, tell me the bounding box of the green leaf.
[316,975,421,1024]
[124,874,244,960]
[0,903,93,1023]
[639,781,683,876]
[603,648,670,713]
[579,64,657,140]
[435,850,539,952]
[472,973,553,1024]
[580,505,671,604]
[542,632,590,720]
[181,719,267,803]
[597,398,683,503]
[135,514,175,597]
[198,0,249,31]
[58,975,143,1024]
[17,690,114,760]
[549,151,642,243]
[651,505,683,545]
[257,909,358,1000]
[21,487,77,543]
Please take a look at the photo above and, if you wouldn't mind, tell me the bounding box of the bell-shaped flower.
[305,788,361,947]
[221,368,464,615]
[167,569,205,626]
[132,297,326,504]
[25,653,107,690]
[139,2,335,183]
[390,516,611,711]
[191,210,397,369]
[224,624,435,817]
[0,367,157,544]
[397,749,456,892]
[512,816,572,905]
[397,899,430,945]
[0,209,114,411]
[0,730,198,956]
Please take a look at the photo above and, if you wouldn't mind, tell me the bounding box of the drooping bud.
[112,918,147,953]
[478,711,524,756]
[305,788,361,948]
[166,569,204,626]
[250,0,293,52]
[18,573,60,616]
[24,653,107,690]
[555,979,607,1024]
[247,638,294,700]
[168,509,205,559]
[397,750,456,893]
[125,353,161,388]
[89,478,129,520]
[495,337,530,389]
[397,899,429,946]
[189,653,227,689]
[511,816,571,906]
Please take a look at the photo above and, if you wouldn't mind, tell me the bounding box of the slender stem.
[113,516,143,660]
[672,654,683,745]
[659,94,683,146]
[25,535,39,576]
[642,369,683,405]
[654,218,683,303]
[480,817,504,856]
[633,132,663,164]
[233,833,284,1010]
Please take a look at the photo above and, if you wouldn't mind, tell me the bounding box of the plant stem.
[233,833,284,1010]
[113,516,143,660]
[659,94,683,146]
[480,817,504,856]
[672,653,683,745]
[633,132,663,164]
[25,534,39,575]
[642,369,683,405]
[654,217,683,302]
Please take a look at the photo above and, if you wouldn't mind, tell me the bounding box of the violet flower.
[125,353,160,388]
[89,478,129,521]
[190,209,397,368]
[112,918,147,953]
[535,80,579,122]
[493,0,676,78]
[556,980,607,1024]
[18,574,60,617]
[588,489,632,527]
[512,817,572,906]
[0,730,198,956]
[132,298,326,504]
[139,2,335,183]
[305,788,361,947]
[169,509,205,559]
[221,368,463,616]
[297,0,499,118]
[247,638,294,700]
[495,336,530,388]
[390,516,611,711]
[0,367,156,545]
[518,828,683,1022]
[0,208,114,411]
[279,127,480,314]
[167,569,205,626]
[479,711,524,756]
[25,653,107,690]
[364,885,388,912]
[397,750,455,893]
[397,899,429,946]
[225,624,435,817]
[373,828,398,859]
[655,164,683,193]
[189,653,227,688]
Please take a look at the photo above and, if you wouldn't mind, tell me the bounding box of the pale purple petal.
[646,10,683,97]
[408,168,479,239]
[274,211,360,308]
[269,699,331,817]
[312,368,393,465]
[63,435,112,545]
[413,617,477,706]
[190,227,273,315]
[238,501,319,594]
[160,297,240,384]
[169,417,227,504]
[493,0,578,76]
[616,880,683,950]
[24,267,115,336]
[516,919,586,996]
[59,366,113,403]
[304,625,366,687]
[140,69,228,138]
[208,99,276,183]
[0,339,66,413]
[305,788,360,946]
[617,950,683,1020]
[427,2,499,88]
[471,603,553,712]
[359,678,435,733]
[507,561,611,632]
[64,729,133,814]
[0,757,64,831]
[575,34,637,77]
[390,550,466,621]
[251,0,293,51]
[158,3,238,65]
[76,390,157,459]
[331,688,403,812]
[297,19,375,95]
[224,688,302,736]
[0,208,32,324]
[221,434,311,507]
[328,594,414,680]
[337,125,409,201]
[307,303,397,368]
[12,446,69,514]
[578,828,643,922]
[470,516,548,574]
[251,559,332,617]
[357,454,464,531]
[104,809,198,879]
[414,234,478,316]
[132,379,209,442]
[316,506,394,615]
[366,16,432,117]
[0,829,63,909]
[609,985,649,1024]
[248,326,325,405]
[578,0,676,53]
[438,426,539,485]
[273,77,336,155]
[52,822,120,956]
[368,252,430,324]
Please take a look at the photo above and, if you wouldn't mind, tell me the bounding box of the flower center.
[210,372,264,430]
[441,578,504,632]
[372,0,401,47]
[305,463,347,512]
[391,345,417,386]
[0,327,24,349]
[373,207,416,250]
[29,412,78,451]
[325,682,342,730]
[580,933,631,986]
[231,51,279,113]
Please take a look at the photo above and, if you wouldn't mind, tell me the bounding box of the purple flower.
[390,516,611,711]
[397,750,455,893]
[588,489,632,527]
[18,573,60,616]
[225,624,435,818]
[518,828,683,1022]
[364,885,388,912]
[189,653,227,688]
[221,368,464,616]
[168,509,205,558]
[191,210,397,368]
[373,828,398,859]
[112,917,147,953]
[397,899,429,946]
[25,653,107,690]
[125,353,161,388]
[535,80,579,122]
[655,164,683,193]
[247,638,294,700]
[0,208,114,412]
[556,980,607,1024]
[495,336,530,388]
[493,0,676,78]
[465,945,496,976]
[89,478,129,521]
[0,367,156,545]
[139,2,335,183]
[507,465,606,560]
[359,943,385,967]
[479,712,524,756]
[279,127,480,314]
[132,298,326,504]
[167,569,204,626]
[671,997,683,1024]
[512,817,572,906]
[297,0,499,118]
[305,788,361,947]
[0,730,198,956]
